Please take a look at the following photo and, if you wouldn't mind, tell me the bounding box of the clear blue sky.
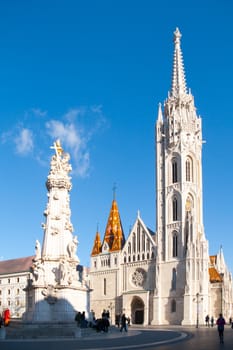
[1,0,233,271]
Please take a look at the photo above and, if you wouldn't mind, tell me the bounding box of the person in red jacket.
[216,313,226,344]
[3,308,10,327]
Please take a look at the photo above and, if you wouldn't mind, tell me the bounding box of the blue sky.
[1,0,233,271]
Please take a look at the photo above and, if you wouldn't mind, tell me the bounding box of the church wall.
[210,283,222,319]
[90,269,119,319]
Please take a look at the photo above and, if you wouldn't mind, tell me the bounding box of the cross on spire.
[112,183,117,200]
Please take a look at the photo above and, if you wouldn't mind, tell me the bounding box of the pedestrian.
[120,313,128,332]
[211,316,214,327]
[75,311,81,327]
[205,314,210,327]
[216,313,226,344]
[3,308,10,327]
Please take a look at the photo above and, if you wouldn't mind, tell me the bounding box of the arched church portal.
[131,296,144,324]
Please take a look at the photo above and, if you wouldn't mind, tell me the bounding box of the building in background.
[0,256,33,318]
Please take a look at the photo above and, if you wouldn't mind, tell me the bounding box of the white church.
[0,29,232,325]
[89,28,233,325]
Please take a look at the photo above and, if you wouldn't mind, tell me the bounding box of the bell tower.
[153,28,209,325]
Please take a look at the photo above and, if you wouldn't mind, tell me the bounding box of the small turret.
[91,230,102,256]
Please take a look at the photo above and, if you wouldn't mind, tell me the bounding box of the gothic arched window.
[172,197,178,221]
[172,159,178,183]
[132,233,136,253]
[186,157,193,182]
[172,232,178,257]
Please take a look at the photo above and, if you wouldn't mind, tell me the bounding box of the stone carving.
[31,261,45,284]
[34,240,41,261]
[67,236,78,259]
[42,285,57,304]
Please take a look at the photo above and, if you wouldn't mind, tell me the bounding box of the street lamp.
[193,292,203,328]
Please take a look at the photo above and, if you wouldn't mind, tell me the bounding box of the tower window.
[186,157,193,182]
[172,160,178,183]
[172,233,178,257]
[172,197,178,221]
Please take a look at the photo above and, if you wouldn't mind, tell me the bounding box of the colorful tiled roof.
[102,199,125,252]
[91,231,102,256]
[209,267,223,283]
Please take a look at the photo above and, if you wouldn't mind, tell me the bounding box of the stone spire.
[170,27,187,98]
[41,139,78,261]
[102,199,125,252]
[25,140,89,323]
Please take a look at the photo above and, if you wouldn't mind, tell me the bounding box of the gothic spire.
[170,28,187,97]
[91,230,102,256]
[102,199,125,252]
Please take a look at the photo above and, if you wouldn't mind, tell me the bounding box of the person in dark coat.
[120,313,128,332]
[216,313,226,344]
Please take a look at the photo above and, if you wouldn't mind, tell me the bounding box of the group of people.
[74,309,130,334]
[0,308,10,327]
[205,314,215,327]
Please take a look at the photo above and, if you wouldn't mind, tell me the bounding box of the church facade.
[89,28,233,325]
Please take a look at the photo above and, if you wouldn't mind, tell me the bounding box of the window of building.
[94,261,97,268]
[172,232,178,257]
[132,233,136,253]
[171,299,176,313]
[171,268,177,290]
[8,289,10,295]
[114,257,117,265]
[142,233,145,252]
[17,288,20,295]
[8,279,10,284]
[8,300,10,306]
[172,159,178,183]
[128,242,131,254]
[17,277,20,283]
[186,157,193,182]
[172,197,178,221]
[137,225,140,252]
[103,278,106,296]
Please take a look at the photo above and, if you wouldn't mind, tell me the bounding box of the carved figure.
[67,236,78,258]
[34,240,41,260]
